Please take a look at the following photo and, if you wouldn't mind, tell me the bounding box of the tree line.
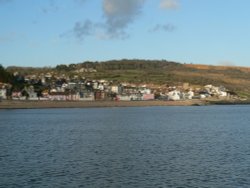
[55,59,181,71]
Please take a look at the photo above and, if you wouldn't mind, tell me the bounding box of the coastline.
[0,99,207,109]
[1,99,250,109]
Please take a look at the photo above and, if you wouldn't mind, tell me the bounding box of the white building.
[0,88,7,99]
[117,95,131,101]
[186,90,194,100]
[139,88,151,94]
[204,84,228,98]
[111,85,122,94]
[98,84,104,91]
[168,90,181,101]
[219,91,228,97]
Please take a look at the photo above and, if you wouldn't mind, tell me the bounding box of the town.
[0,69,238,102]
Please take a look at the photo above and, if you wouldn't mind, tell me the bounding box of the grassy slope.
[182,64,250,97]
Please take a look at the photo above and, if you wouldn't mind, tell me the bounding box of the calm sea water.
[1,106,250,188]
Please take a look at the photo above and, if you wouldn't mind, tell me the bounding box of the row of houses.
[2,87,234,102]
[164,84,236,101]
[1,76,237,101]
[9,83,155,101]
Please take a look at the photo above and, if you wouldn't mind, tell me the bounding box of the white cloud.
[71,0,179,40]
[160,0,179,10]
[103,0,146,38]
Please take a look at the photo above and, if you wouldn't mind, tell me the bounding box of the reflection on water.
[1,106,250,187]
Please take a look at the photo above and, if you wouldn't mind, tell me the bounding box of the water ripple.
[1,106,250,187]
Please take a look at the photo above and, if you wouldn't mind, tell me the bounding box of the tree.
[0,64,12,83]
[56,64,69,71]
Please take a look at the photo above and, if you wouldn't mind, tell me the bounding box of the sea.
[1,105,250,188]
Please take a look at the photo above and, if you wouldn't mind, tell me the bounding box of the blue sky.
[0,0,250,67]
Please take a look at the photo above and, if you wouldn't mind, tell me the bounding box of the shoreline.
[1,99,250,109]
[0,99,207,109]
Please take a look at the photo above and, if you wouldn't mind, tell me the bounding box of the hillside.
[6,59,250,98]
[182,64,250,97]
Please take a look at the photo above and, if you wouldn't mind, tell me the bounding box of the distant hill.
[6,59,250,98]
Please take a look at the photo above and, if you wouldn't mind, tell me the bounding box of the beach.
[0,99,208,109]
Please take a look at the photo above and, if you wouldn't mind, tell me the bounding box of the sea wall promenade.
[0,99,207,109]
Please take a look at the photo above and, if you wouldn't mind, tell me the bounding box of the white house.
[98,83,104,91]
[139,88,151,95]
[204,84,228,98]
[111,85,122,94]
[0,88,7,99]
[168,90,181,101]
[219,91,228,97]
[111,85,119,93]
[117,95,131,101]
[93,81,99,90]
[186,90,194,100]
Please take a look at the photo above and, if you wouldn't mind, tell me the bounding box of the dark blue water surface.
[1,106,250,187]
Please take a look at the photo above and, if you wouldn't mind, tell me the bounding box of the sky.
[0,0,250,67]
